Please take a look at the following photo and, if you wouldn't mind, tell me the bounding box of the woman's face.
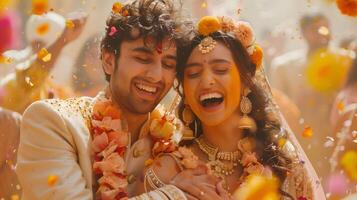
[183,41,242,126]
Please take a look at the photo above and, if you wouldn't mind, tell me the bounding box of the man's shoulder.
[24,96,94,124]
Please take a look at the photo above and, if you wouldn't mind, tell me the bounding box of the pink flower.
[99,172,128,189]
[107,131,128,147]
[109,26,117,36]
[93,152,125,174]
[92,133,109,153]
[99,141,118,158]
[92,117,122,131]
[234,21,254,48]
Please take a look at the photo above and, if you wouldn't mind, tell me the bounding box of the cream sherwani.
[16,95,153,200]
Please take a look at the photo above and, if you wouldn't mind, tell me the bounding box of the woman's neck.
[201,111,244,152]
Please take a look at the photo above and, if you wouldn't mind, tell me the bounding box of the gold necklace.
[195,137,242,176]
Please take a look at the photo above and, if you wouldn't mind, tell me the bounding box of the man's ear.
[101,50,116,76]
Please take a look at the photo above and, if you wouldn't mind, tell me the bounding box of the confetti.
[32,0,49,15]
[278,138,287,148]
[25,77,34,87]
[16,184,21,190]
[337,101,345,112]
[302,126,313,138]
[36,23,49,35]
[201,2,207,8]
[112,2,123,14]
[37,48,52,62]
[66,19,75,29]
[47,175,58,186]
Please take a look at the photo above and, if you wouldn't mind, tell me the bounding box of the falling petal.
[11,194,19,200]
[47,175,58,186]
[337,101,345,112]
[66,19,75,29]
[318,26,329,36]
[201,2,207,8]
[302,126,313,138]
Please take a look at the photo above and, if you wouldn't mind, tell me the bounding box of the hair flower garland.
[198,16,222,36]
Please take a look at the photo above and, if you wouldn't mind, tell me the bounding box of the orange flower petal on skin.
[32,0,48,15]
[93,100,112,118]
[302,126,314,138]
[336,0,357,17]
[66,19,75,29]
[36,23,49,35]
[250,44,264,69]
[47,174,58,186]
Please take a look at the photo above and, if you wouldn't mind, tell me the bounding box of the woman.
[139,16,325,200]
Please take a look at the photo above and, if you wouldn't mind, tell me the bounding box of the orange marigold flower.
[198,16,221,36]
[36,23,49,35]
[302,126,313,138]
[336,0,357,17]
[250,44,263,69]
[112,2,123,14]
[218,16,235,32]
[32,0,48,15]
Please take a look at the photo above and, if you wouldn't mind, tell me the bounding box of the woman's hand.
[170,164,232,200]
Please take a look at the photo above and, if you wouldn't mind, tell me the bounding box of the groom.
[16,0,221,199]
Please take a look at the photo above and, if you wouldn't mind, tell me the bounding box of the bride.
[138,16,325,200]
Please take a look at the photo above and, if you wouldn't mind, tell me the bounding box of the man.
[270,13,351,181]
[16,0,221,199]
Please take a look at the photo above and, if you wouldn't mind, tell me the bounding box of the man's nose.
[145,62,163,82]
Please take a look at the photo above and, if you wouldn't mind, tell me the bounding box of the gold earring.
[182,105,195,140]
[238,88,257,133]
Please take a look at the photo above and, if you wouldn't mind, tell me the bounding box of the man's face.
[303,18,331,48]
[103,37,177,114]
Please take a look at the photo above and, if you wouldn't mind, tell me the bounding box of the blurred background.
[0,0,356,199]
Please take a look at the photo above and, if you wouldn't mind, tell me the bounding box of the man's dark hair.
[100,0,192,81]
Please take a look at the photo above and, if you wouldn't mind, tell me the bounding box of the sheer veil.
[254,67,326,199]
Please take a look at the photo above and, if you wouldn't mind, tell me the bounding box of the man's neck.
[105,87,149,144]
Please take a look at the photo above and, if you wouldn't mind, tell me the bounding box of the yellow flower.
[306,48,352,94]
[233,174,280,200]
[198,16,221,36]
[340,150,357,181]
[112,2,123,14]
[336,0,357,17]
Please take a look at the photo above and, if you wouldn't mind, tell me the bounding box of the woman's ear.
[101,50,116,76]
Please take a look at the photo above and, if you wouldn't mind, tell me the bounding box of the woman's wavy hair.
[176,31,294,198]
[100,0,193,81]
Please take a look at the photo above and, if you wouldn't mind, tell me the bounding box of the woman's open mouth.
[199,92,224,111]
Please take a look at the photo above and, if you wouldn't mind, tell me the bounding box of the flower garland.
[90,97,179,200]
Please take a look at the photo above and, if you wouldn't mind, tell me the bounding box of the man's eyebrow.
[163,54,177,61]
[131,47,154,55]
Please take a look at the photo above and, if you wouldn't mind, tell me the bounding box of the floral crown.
[197,16,263,69]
